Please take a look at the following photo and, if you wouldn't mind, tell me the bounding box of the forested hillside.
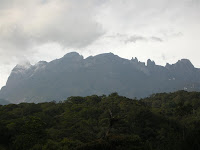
[0,91,200,150]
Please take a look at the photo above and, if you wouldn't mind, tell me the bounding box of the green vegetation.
[0,91,200,150]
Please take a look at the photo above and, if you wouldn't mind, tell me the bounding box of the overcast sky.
[0,0,200,88]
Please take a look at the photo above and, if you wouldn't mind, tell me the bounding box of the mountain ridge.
[0,52,200,104]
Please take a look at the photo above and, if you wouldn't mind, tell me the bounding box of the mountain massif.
[0,52,200,104]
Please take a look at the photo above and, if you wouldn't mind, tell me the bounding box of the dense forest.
[0,91,200,150]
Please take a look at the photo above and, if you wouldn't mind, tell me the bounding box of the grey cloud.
[124,35,163,44]
[159,28,183,38]
[125,35,147,43]
[0,0,104,52]
[98,0,200,35]
[151,36,163,42]
[106,33,128,39]
[0,26,34,50]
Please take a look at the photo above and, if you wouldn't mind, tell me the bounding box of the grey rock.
[0,53,200,103]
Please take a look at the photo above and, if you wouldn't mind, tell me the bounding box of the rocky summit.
[0,52,200,104]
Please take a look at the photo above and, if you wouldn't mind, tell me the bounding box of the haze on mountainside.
[0,52,200,104]
[0,0,200,90]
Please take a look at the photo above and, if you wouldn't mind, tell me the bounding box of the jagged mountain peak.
[14,61,32,69]
[95,52,117,58]
[12,61,32,74]
[147,59,156,67]
[85,52,121,65]
[165,59,194,69]
[0,52,199,104]
[63,52,82,58]
[131,57,138,63]
[61,52,84,62]
[36,61,47,65]
[173,59,194,71]
[178,59,194,67]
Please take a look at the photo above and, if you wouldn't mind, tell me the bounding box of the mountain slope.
[0,52,200,103]
[0,99,10,105]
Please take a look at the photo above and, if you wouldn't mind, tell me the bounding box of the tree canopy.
[0,91,200,150]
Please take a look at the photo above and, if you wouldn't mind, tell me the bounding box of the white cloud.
[0,0,104,51]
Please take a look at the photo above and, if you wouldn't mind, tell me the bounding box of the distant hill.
[0,99,10,105]
[0,52,200,103]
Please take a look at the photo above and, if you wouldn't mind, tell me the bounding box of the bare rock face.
[147,59,156,68]
[0,52,200,104]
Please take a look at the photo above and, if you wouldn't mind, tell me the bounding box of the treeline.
[0,91,200,150]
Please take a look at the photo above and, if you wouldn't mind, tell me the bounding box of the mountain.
[0,99,10,105]
[0,52,200,103]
